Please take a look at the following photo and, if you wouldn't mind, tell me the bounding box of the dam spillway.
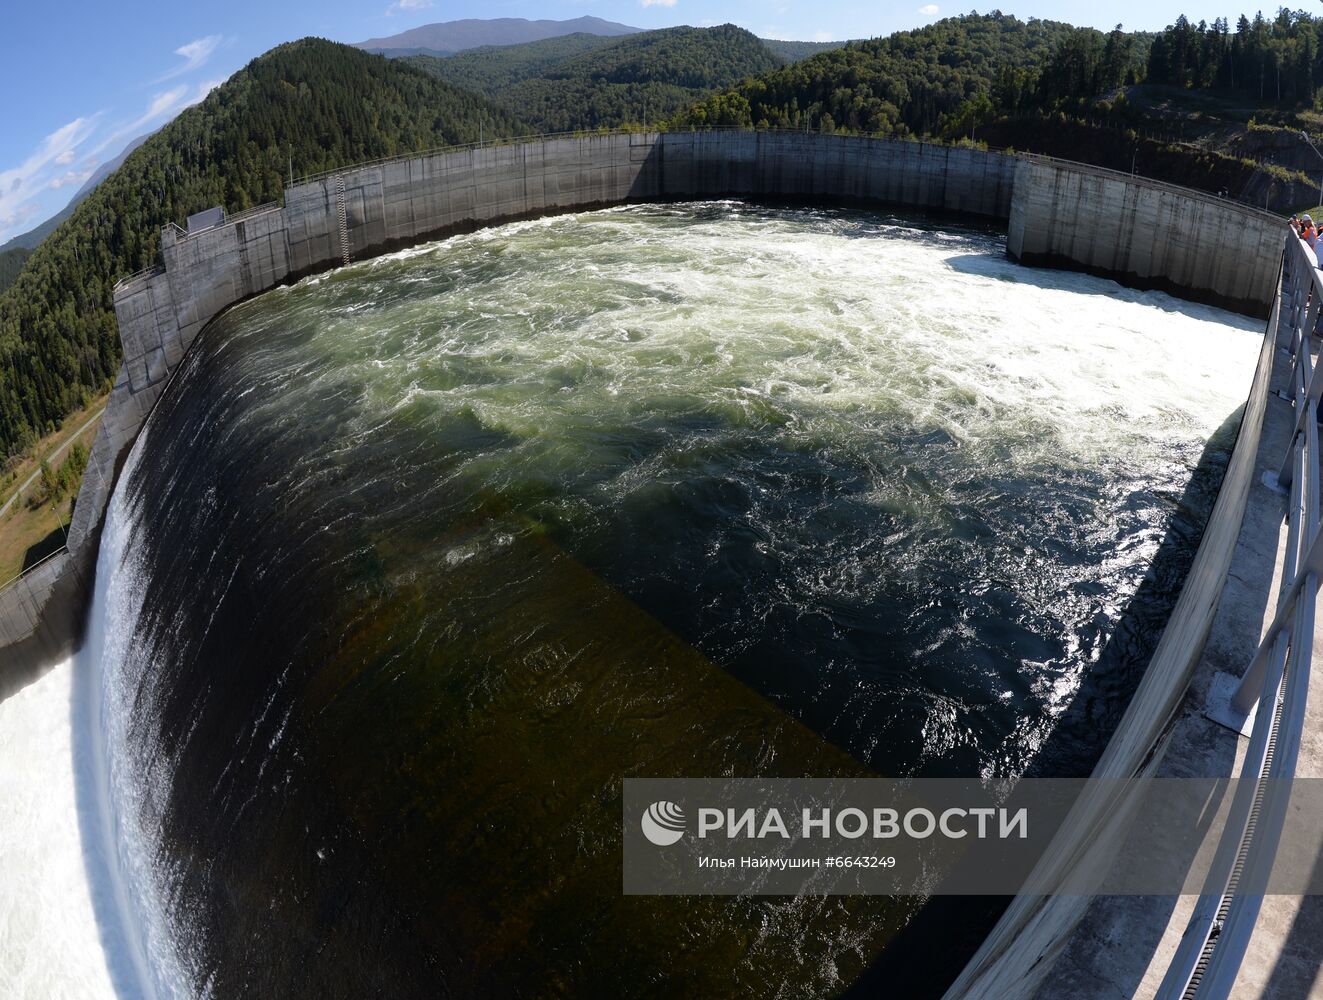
[0,131,1295,998]
[55,204,1261,997]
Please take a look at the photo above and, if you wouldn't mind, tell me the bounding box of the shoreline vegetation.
[0,389,107,583]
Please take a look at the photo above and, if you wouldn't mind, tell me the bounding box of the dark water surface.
[85,204,1260,998]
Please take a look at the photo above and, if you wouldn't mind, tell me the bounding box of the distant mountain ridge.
[0,131,152,255]
[0,38,526,460]
[355,16,640,57]
[403,24,808,134]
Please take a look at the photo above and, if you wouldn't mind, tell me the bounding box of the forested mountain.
[762,39,850,62]
[1145,11,1317,103]
[0,38,523,460]
[11,12,1323,462]
[355,16,639,57]
[669,13,1089,133]
[408,24,784,133]
[401,33,624,99]
[0,132,153,258]
[0,249,31,296]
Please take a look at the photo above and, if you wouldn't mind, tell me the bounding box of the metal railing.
[111,263,165,293]
[0,544,68,591]
[221,201,280,226]
[1156,231,1319,999]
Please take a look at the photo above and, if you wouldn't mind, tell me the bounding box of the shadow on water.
[841,401,1273,999]
[943,252,1260,324]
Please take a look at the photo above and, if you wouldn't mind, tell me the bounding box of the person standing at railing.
[1299,216,1320,273]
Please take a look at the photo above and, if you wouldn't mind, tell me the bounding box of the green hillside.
[401,33,624,98]
[669,13,1086,134]
[408,24,784,132]
[761,39,849,62]
[0,38,523,461]
[11,12,1323,460]
[665,11,1317,207]
[0,248,31,296]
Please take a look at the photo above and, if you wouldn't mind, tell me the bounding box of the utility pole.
[288,145,294,189]
[1300,131,1323,207]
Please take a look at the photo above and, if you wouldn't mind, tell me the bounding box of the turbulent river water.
[3,203,1262,998]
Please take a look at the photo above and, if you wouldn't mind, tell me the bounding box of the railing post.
[1210,234,1311,730]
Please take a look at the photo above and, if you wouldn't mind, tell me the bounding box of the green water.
[88,203,1260,998]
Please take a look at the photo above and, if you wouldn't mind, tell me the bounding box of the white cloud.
[50,167,95,191]
[159,35,223,81]
[386,0,432,14]
[640,0,677,7]
[918,4,939,13]
[191,79,225,105]
[813,31,833,42]
[127,87,190,133]
[0,117,97,240]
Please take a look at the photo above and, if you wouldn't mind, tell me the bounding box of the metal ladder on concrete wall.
[335,174,351,268]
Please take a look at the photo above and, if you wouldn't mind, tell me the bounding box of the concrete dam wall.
[62,131,1020,575]
[56,131,1281,588]
[1007,155,1284,318]
[1,126,1287,691]
[0,128,1293,997]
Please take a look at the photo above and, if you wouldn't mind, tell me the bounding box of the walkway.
[1037,264,1323,999]
[0,407,105,519]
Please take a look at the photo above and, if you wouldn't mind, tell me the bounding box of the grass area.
[0,390,108,584]
[0,390,108,511]
[0,493,74,586]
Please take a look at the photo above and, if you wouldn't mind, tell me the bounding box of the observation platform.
[1026,252,1323,999]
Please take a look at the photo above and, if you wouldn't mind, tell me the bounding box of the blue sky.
[0,1,1238,243]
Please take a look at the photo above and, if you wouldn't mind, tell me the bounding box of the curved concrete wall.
[64,131,1019,567]
[0,126,1297,995]
[1008,155,1283,318]
[60,132,1284,583]
[943,258,1285,999]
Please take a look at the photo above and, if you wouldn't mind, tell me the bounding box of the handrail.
[1156,231,1318,999]
[112,263,165,293]
[223,201,280,225]
[0,544,68,591]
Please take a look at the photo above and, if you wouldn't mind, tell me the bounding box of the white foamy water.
[0,659,114,999]
[4,205,1269,996]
